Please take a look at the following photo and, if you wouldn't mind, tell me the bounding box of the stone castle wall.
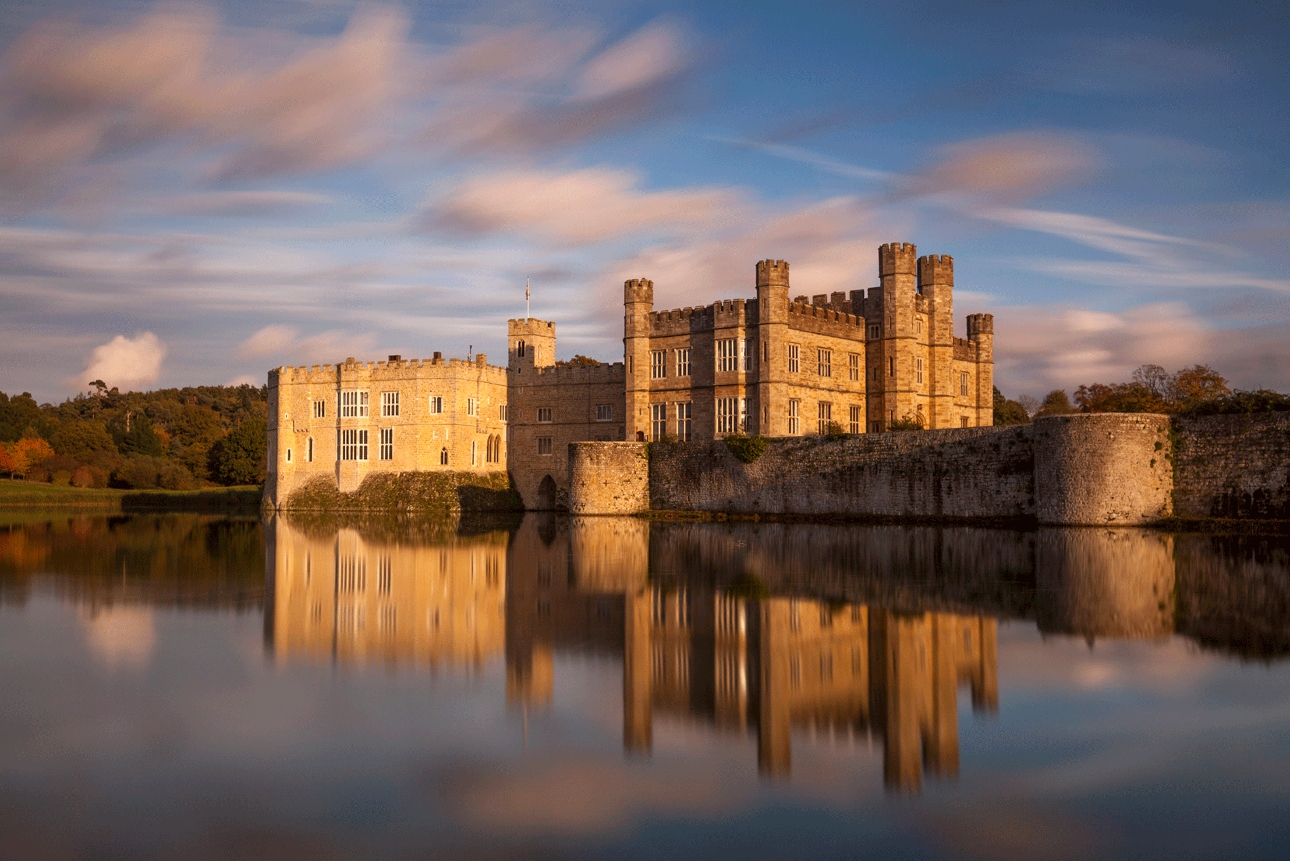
[646,426,1036,520]
[1172,412,1290,520]
[570,412,1284,525]
[567,442,649,515]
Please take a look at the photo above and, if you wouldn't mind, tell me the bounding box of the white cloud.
[239,324,300,358]
[574,23,687,101]
[423,168,738,245]
[993,302,1213,396]
[78,332,166,392]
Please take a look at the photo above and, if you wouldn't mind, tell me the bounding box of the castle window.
[716,397,738,435]
[340,390,369,418]
[537,407,553,423]
[960,371,969,397]
[381,391,399,417]
[961,416,969,428]
[379,427,393,460]
[286,448,292,463]
[917,317,923,336]
[440,447,449,465]
[517,340,526,357]
[676,348,691,377]
[740,398,748,432]
[651,350,667,378]
[428,395,443,414]
[916,357,924,385]
[889,357,895,377]
[537,436,552,455]
[307,437,313,462]
[741,339,752,371]
[868,324,880,339]
[677,402,692,441]
[817,348,832,378]
[471,440,477,466]
[651,403,667,440]
[500,403,508,421]
[817,401,832,435]
[596,404,613,422]
[849,405,861,435]
[312,400,325,419]
[763,341,769,363]
[788,399,800,435]
[716,339,738,372]
[787,344,800,373]
[849,354,860,382]
[340,428,368,461]
[467,398,477,416]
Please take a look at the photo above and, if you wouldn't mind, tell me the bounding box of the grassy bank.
[0,478,262,513]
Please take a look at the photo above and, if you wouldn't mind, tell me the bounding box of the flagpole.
[525,276,530,322]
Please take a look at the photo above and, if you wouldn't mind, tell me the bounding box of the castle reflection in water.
[263,514,1270,792]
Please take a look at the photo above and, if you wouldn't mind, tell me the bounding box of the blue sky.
[1,0,1287,402]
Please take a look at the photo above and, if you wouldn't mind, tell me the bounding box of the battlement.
[879,242,918,276]
[270,353,507,386]
[756,258,790,288]
[917,254,954,289]
[513,361,627,385]
[787,298,864,339]
[967,313,994,337]
[953,337,977,360]
[624,278,654,306]
[508,318,555,334]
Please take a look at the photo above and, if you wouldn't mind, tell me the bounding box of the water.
[2,513,1289,860]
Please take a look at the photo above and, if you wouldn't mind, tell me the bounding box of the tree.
[114,413,164,457]
[993,387,1029,426]
[209,417,267,486]
[1167,365,1230,411]
[0,444,14,477]
[555,354,603,367]
[10,437,55,479]
[1037,389,1076,416]
[51,420,118,462]
[1073,381,1167,413]
[1016,394,1040,418]
[0,391,42,442]
[1132,364,1171,399]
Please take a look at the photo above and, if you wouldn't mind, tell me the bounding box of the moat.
[2,513,1289,859]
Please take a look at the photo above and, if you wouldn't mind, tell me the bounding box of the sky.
[0,0,1287,403]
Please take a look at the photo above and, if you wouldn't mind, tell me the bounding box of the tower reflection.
[504,515,999,792]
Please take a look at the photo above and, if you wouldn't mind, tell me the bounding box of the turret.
[508,318,556,372]
[623,278,654,441]
[755,260,790,435]
[917,254,954,299]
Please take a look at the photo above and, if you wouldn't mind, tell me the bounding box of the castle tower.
[623,278,654,441]
[967,313,994,427]
[755,259,790,436]
[918,255,955,429]
[508,318,556,373]
[868,242,917,430]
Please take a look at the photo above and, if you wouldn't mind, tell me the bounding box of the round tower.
[623,278,654,441]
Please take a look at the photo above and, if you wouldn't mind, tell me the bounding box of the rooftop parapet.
[756,259,790,288]
[624,278,654,306]
[879,242,917,277]
[967,313,994,338]
[918,254,954,289]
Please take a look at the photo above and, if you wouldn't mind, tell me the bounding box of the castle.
[266,243,994,510]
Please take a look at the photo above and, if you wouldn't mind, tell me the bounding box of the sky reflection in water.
[1,513,1289,860]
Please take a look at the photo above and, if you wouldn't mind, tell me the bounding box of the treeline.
[0,381,268,490]
[994,364,1290,426]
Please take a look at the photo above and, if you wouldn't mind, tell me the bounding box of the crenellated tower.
[623,278,654,441]
[967,313,994,427]
[508,318,556,374]
[918,254,955,428]
[755,259,790,436]
[871,242,917,428]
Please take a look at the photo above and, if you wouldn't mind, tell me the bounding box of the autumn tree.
[992,387,1029,426]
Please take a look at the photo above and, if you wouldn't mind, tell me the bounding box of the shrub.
[157,462,198,491]
[889,414,924,432]
[724,434,769,463]
[113,455,167,489]
[823,421,849,441]
[1183,389,1290,416]
[71,466,96,488]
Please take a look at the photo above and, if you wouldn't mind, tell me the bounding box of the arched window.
[440,447,449,465]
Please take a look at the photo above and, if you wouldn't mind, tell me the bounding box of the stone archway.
[537,474,558,510]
